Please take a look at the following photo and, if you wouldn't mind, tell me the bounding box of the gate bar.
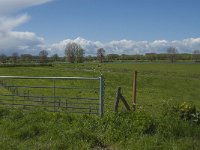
[0,76,99,80]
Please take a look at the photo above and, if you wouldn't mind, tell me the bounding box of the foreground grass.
[0,62,200,149]
[0,103,200,149]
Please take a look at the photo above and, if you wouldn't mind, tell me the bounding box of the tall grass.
[0,101,199,149]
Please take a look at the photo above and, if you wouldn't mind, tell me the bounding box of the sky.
[0,0,200,56]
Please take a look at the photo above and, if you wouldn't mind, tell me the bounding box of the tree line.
[0,43,200,64]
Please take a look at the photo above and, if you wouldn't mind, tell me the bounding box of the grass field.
[0,63,200,149]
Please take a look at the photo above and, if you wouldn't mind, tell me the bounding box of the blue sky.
[0,0,200,55]
[16,0,200,42]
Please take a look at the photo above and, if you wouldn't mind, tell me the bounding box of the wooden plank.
[120,95,131,111]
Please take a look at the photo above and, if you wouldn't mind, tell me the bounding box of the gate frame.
[0,76,104,116]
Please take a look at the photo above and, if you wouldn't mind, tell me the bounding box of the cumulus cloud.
[0,0,52,15]
[0,0,51,55]
[0,14,44,55]
[47,37,200,56]
[0,14,30,32]
[0,31,44,54]
[50,37,104,56]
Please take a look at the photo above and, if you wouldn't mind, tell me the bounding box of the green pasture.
[1,63,200,109]
[0,63,200,149]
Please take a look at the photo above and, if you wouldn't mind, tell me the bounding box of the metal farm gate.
[0,76,104,116]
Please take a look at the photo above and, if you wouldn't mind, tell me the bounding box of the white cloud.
[0,0,52,15]
[0,31,44,48]
[0,15,45,55]
[0,14,30,32]
[47,37,200,56]
[50,37,104,56]
[0,0,51,55]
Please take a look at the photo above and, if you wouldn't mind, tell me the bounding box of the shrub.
[176,102,200,124]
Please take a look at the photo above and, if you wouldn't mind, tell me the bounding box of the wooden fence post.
[132,71,137,111]
[114,87,131,112]
[114,87,121,112]
[120,94,131,111]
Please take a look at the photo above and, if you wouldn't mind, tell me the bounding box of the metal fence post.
[99,76,104,116]
[53,79,56,112]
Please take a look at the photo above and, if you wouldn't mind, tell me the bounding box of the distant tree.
[52,54,59,62]
[177,53,192,61]
[76,48,84,63]
[145,53,157,62]
[106,54,119,61]
[193,50,200,62]
[0,54,7,63]
[97,48,105,63]
[65,42,84,63]
[21,54,32,63]
[131,54,142,61]
[157,53,168,61]
[85,55,95,62]
[120,54,129,60]
[167,47,178,63]
[11,52,19,63]
[65,43,75,63]
[39,50,48,63]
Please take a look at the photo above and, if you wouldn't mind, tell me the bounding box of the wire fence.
[0,76,104,116]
